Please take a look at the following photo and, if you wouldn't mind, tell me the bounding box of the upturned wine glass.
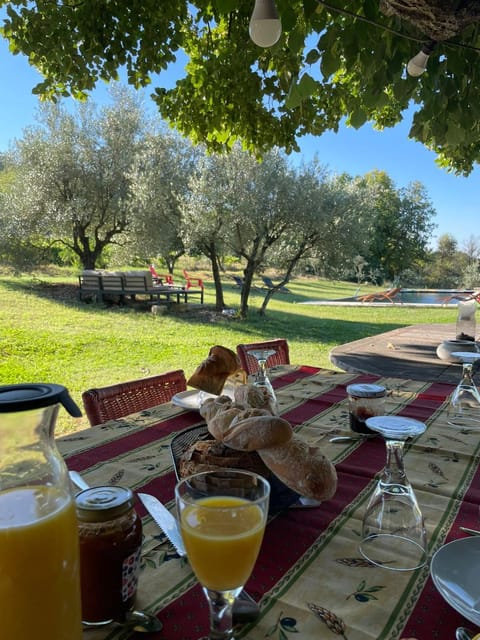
[246,349,278,413]
[447,351,480,429]
[359,415,427,571]
[175,470,270,640]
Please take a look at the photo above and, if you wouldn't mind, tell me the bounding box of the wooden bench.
[78,270,204,305]
[78,272,103,302]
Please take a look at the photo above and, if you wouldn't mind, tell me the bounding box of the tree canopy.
[2,1,480,175]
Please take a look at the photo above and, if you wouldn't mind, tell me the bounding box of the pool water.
[393,289,474,305]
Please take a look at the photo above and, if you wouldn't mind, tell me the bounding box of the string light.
[249,0,282,48]
[407,41,437,77]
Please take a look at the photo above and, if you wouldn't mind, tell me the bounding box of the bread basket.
[170,424,301,512]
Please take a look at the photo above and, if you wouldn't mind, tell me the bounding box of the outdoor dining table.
[58,364,480,640]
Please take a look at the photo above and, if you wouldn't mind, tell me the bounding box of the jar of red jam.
[76,486,143,626]
[346,384,387,435]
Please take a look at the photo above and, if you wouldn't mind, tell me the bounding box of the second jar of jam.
[76,486,143,626]
[346,383,387,435]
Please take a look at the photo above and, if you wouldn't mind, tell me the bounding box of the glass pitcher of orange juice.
[0,383,83,640]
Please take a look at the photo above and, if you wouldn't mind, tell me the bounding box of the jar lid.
[0,383,82,416]
[346,383,386,398]
[365,415,426,440]
[75,486,135,522]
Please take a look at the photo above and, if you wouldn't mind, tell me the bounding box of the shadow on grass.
[0,277,421,348]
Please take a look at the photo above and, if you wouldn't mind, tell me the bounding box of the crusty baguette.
[200,395,233,426]
[222,412,293,451]
[206,406,245,441]
[234,384,272,411]
[259,436,337,501]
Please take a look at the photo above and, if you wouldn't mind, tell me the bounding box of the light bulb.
[406,41,436,77]
[249,0,282,48]
[407,51,430,76]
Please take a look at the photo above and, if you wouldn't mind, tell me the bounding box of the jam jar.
[76,486,143,626]
[346,384,387,435]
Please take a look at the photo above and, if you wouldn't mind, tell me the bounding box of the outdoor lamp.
[249,0,282,48]
[407,41,436,77]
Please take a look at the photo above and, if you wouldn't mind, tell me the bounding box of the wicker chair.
[236,339,290,376]
[82,370,187,426]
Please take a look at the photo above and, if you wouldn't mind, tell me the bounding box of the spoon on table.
[117,610,162,633]
[456,627,477,640]
[71,471,163,633]
[83,611,163,634]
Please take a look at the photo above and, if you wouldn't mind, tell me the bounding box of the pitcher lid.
[0,383,82,416]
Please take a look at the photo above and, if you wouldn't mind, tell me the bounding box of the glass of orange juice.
[175,469,270,640]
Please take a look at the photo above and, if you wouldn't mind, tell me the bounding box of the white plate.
[171,389,217,410]
[430,536,480,627]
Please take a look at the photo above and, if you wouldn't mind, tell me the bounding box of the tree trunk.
[211,251,225,311]
[239,262,257,319]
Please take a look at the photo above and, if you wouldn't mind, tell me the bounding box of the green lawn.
[0,268,457,433]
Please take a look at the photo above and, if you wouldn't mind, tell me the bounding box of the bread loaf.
[233,384,272,411]
[259,436,337,501]
[194,382,337,503]
[223,412,293,451]
[178,439,270,479]
[188,345,243,395]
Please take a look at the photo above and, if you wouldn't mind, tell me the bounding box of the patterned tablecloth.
[58,365,480,640]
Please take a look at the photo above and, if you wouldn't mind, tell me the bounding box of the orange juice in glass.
[0,486,82,640]
[176,470,270,640]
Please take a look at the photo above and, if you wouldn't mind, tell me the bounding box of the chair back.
[123,271,154,292]
[236,339,290,375]
[100,274,124,294]
[82,370,187,426]
[78,272,102,291]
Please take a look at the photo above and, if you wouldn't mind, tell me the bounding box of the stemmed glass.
[447,351,480,429]
[247,349,278,413]
[359,415,427,571]
[175,470,270,640]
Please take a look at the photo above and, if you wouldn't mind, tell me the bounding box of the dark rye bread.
[179,439,270,479]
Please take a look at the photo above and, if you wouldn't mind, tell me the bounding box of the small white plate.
[430,536,480,627]
[171,389,217,410]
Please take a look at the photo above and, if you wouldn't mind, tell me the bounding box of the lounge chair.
[356,287,401,303]
[236,338,290,375]
[231,275,245,289]
[441,290,480,305]
[182,269,204,290]
[149,265,176,286]
[261,276,291,294]
[82,370,187,426]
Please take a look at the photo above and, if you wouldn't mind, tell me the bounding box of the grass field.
[0,267,457,433]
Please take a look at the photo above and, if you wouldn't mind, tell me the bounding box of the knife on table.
[138,492,186,556]
[137,492,260,623]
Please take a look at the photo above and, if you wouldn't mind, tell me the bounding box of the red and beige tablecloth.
[58,365,480,640]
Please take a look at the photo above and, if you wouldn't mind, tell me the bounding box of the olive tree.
[126,130,198,272]
[4,87,147,269]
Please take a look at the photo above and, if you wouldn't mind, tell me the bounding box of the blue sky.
[0,36,478,248]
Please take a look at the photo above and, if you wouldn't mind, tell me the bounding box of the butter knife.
[137,492,260,623]
[138,492,186,556]
[460,526,480,536]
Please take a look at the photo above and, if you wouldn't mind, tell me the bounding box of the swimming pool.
[303,289,475,306]
[393,289,473,305]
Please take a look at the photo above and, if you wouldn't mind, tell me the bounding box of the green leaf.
[214,0,237,12]
[305,48,320,65]
[348,108,367,128]
[445,121,465,145]
[320,50,338,79]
